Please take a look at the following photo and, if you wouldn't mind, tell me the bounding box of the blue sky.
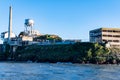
[0,0,120,43]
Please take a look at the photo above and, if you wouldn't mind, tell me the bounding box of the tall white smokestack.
[8,6,12,41]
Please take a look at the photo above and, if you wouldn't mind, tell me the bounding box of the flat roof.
[90,27,120,32]
[101,27,120,30]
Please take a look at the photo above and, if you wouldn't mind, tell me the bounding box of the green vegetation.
[33,34,62,42]
[1,42,120,64]
[12,42,120,64]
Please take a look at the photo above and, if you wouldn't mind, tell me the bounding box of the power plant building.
[0,6,80,47]
[89,28,120,47]
[0,6,40,46]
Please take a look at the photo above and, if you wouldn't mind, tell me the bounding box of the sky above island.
[0,0,120,43]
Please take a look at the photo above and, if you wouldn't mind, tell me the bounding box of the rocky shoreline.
[0,42,120,64]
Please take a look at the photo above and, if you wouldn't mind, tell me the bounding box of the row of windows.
[103,39,120,42]
[90,35,120,38]
[102,35,120,37]
[102,30,120,33]
[111,45,120,47]
[90,30,120,34]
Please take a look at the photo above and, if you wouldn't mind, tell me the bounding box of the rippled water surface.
[0,62,120,80]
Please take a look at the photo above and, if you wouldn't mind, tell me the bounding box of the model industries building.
[89,28,120,47]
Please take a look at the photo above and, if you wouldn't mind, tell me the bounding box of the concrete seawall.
[0,44,3,53]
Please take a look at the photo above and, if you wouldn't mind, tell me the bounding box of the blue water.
[0,62,120,80]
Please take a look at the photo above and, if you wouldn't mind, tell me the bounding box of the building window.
[113,40,119,42]
[102,35,112,37]
[113,35,120,37]
[108,30,112,32]
[102,30,107,32]
[108,40,112,42]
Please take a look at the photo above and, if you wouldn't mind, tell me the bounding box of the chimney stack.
[8,6,12,41]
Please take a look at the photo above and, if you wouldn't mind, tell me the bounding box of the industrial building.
[0,6,81,60]
[1,6,41,46]
[0,6,80,47]
[89,28,120,47]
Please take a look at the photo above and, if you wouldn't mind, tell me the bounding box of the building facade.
[1,31,16,42]
[89,28,120,47]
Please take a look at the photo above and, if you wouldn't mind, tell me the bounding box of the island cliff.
[0,42,120,64]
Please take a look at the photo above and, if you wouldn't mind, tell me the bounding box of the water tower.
[24,19,34,35]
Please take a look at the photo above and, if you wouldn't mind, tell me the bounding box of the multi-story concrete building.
[89,28,120,47]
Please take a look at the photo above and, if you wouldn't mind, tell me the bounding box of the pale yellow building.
[20,36,33,41]
[89,28,120,47]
